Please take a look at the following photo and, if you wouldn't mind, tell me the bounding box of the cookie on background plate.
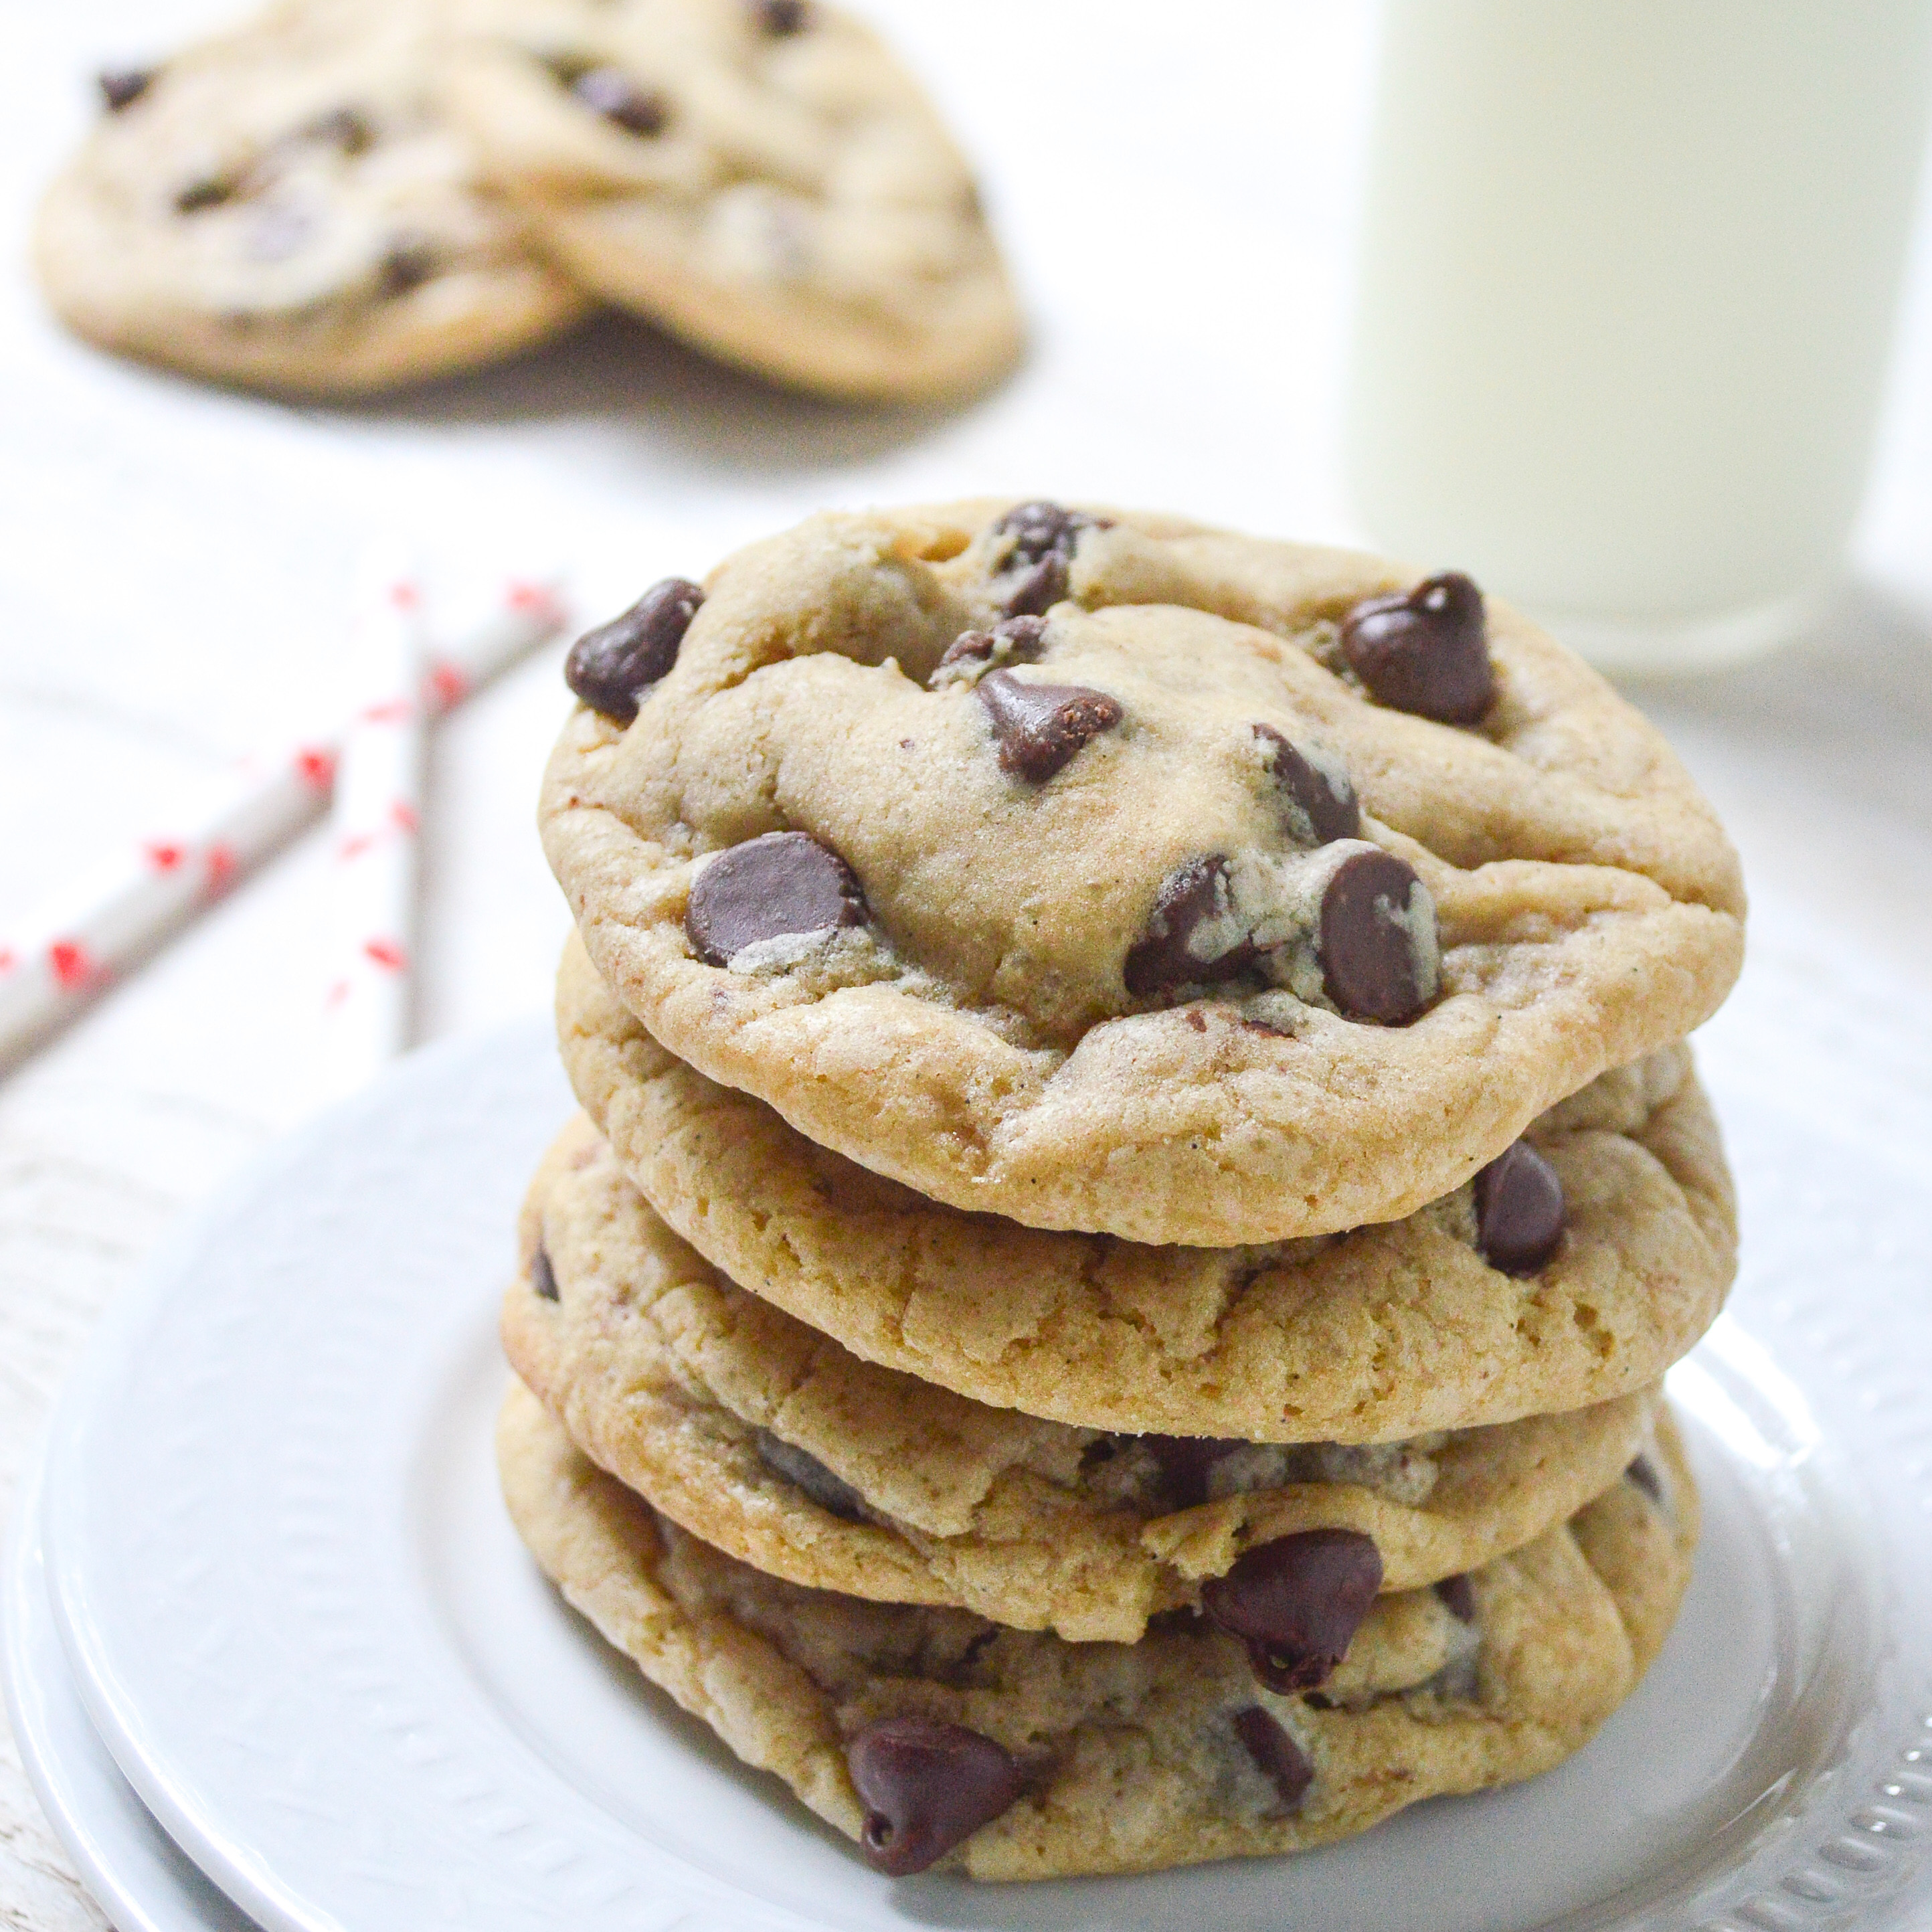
[499,1384,1698,1880]
[540,499,1745,1246]
[438,0,1024,399]
[557,934,1735,1440]
[509,1113,1665,1642]
[35,0,589,394]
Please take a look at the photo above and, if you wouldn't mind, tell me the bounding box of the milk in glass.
[1344,0,1932,669]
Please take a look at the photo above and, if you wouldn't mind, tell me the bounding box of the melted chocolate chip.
[994,500,1091,567]
[999,554,1067,618]
[530,1245,559,1302]
[1626,1454,1662,1504]
[753,0,810,31]
[377,239,436,298]
[1123,856,1252,997]
[1253,724,1359,845]
[1340,572,1494,725]
[564,577,703,723]
[1231,1706,1314,1813]
[974,671,1122,782]
[97,68,153,112]
[686,830,867,966]
[175,177,233,214]
[1317,848,1435,1024]
[1434,1573,1477,1623]
[933,614,1046,681]
[302,106,374,154]
[1474,1140,1565,1275]
[1200,1528,1384,1692]
[848,1717,1024,1875]
[753,1429,865,1520]
[990,501,1102,617]
[572,65,668,135]
[1142,1434,1245,1510]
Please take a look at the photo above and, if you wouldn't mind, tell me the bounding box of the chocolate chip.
[989,501,1102,617]
[1626,1454,1662,1504]
[1434,1573,1477,1623]
[571,66,668,135]
[752,0,810,31]
[686,830,867,966]
[1200,1528,1384,1692]
[1253,724,1359,844]
[1231,1706,1314,1813]
[377,239,436,298]
[530,1244,559,1301]
[754,1429,865,1520]
[1340,572,1494,725]
[1142,1435,1245,1510]
[302,106,374,154]
[999,555,1067,619]
[175,177,233,214]
[1124,857,1252,997]
[932,614,1047,681]
[1474,1139,1565,1274]
[847,1717,1024,1875]
[97,68,153,112]
[1317,848,1436,1024]
[994,500,1091,568]
[564,577,703,723]
[974,671,1122,782]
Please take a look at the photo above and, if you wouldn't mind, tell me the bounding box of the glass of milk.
[1343,0,1932,673]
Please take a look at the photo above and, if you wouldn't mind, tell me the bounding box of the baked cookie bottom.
[499,1383,1697,1880]
[509,1114,1666,1642]
[558,934,1735,1440]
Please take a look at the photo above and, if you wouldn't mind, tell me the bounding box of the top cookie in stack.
[541,498,1743,1246]
[509,498,1742,1880]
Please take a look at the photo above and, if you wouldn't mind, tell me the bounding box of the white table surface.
[3,3,1929,1925]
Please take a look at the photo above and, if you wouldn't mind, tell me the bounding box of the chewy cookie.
[557,935,1735,1439]
[501,1385,1697,1879]
[439,0,1023,399]
[35,0,588,393]
[509,1114,1662,1642]
[540,499,1746,1245]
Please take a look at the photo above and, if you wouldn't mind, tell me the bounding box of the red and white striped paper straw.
[0,569,569,1069]
[319,547,428,1090]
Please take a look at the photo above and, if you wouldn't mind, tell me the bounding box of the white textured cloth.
[3,1,1930,1924]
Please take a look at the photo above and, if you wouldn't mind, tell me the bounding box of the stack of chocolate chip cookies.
[501,498,1744,1880]
[35,0,1021,400]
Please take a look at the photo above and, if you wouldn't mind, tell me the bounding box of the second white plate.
[38,1013,1932,1932]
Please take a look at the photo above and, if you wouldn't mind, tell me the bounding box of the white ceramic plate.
[3,1439,261,1932]
[35,998,1932,1932]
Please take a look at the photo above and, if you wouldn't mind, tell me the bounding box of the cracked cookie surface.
[541,499,1745,1244]
[500,1385,1696,1879]
[35,0,588,393]
[439,0,1023,398]
[557,936,1735,1438]
[509,1114,1662,1641]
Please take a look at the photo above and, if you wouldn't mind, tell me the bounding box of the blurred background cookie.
[437,0,1024,398]
[33,0,591,395]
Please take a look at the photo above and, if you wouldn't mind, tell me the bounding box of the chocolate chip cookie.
[500,1383,1697,1879]
[540,499,1745,1245]
[438,0,1023,398]
[556,935,1735,1438]
[35,0,588,393]
[510,1114,1662,1641]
